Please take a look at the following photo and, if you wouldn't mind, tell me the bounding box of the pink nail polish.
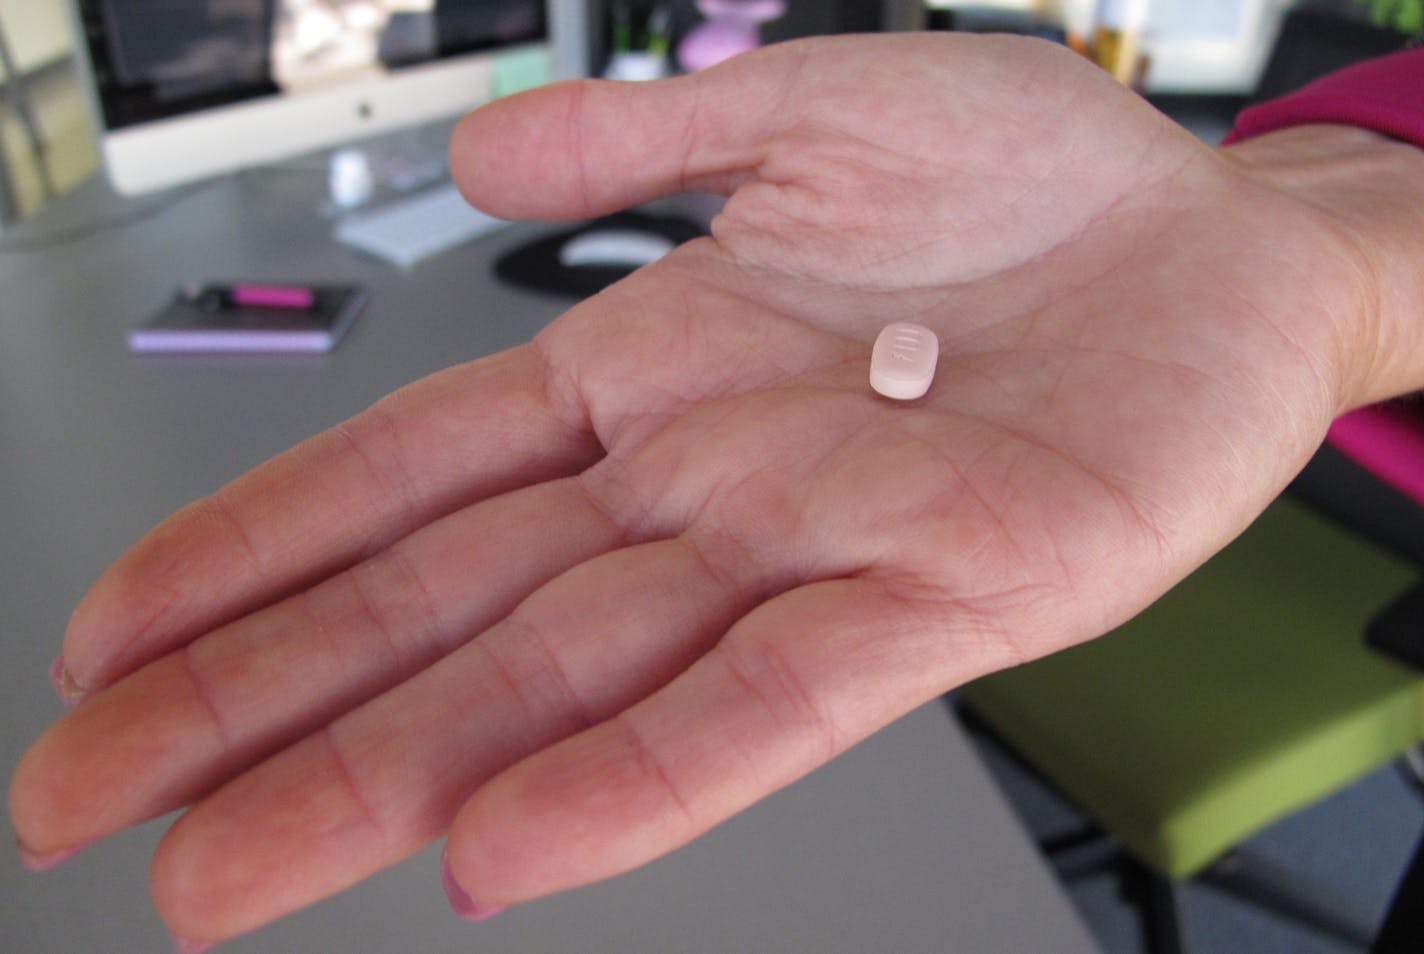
[170,933,213,954]
[48,657,89,707]
[440,848,502,923]
[15,837,83,873]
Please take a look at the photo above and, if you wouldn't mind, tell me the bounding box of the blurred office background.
[1,0,1414,227]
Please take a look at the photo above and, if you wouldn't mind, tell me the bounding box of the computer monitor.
[68,0,587,195]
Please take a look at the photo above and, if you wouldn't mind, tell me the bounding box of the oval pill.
[870,322,939,400]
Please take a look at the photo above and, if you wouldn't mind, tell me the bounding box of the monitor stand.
[321,125,452,217]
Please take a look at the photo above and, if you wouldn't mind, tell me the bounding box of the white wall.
[0,0,75,78]
[0,1,93,220]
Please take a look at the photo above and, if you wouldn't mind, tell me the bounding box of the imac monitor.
[70,1,581,195]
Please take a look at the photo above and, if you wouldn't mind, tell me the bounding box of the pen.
[612,2,632,54]
[647,4,672,58]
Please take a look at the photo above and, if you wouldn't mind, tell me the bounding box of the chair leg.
[1372,828,1424,954]
[1118,859,1185,954]
[1400,744,1424,797]
[1200,849,1375,950]
[1040,823,1106,858]
[1041,826,1123,881]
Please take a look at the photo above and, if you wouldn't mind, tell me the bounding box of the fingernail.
[440,847,502,923]
[170,933,213,954]
[15,836,83,873]
[49,656,89,708]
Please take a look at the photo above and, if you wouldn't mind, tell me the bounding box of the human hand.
[10,34,1406,948]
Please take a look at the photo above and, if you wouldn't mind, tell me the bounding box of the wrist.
[1222,125,1424,411]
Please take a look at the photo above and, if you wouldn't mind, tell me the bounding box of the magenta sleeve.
[1224,48,1424,508]
[1224,48,1424,149]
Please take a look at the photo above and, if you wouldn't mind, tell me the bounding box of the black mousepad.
[494,211,705,299]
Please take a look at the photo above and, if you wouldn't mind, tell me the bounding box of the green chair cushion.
[961,495,1424,879]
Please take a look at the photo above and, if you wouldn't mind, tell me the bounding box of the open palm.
[10,34,1370,947]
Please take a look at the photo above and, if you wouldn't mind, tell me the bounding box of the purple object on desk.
[678,0,786,73]
[129,284,364,354]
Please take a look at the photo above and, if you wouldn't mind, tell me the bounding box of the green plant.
[1359,0,1424,34]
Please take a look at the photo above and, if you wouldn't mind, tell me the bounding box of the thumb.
[448,45,801,220]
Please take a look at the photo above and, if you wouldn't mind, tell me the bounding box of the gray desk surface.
[0,170,1100,953]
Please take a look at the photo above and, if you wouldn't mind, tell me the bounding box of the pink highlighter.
[188,282,317,311]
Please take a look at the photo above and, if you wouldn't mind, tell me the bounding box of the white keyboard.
[333,182,511,268]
